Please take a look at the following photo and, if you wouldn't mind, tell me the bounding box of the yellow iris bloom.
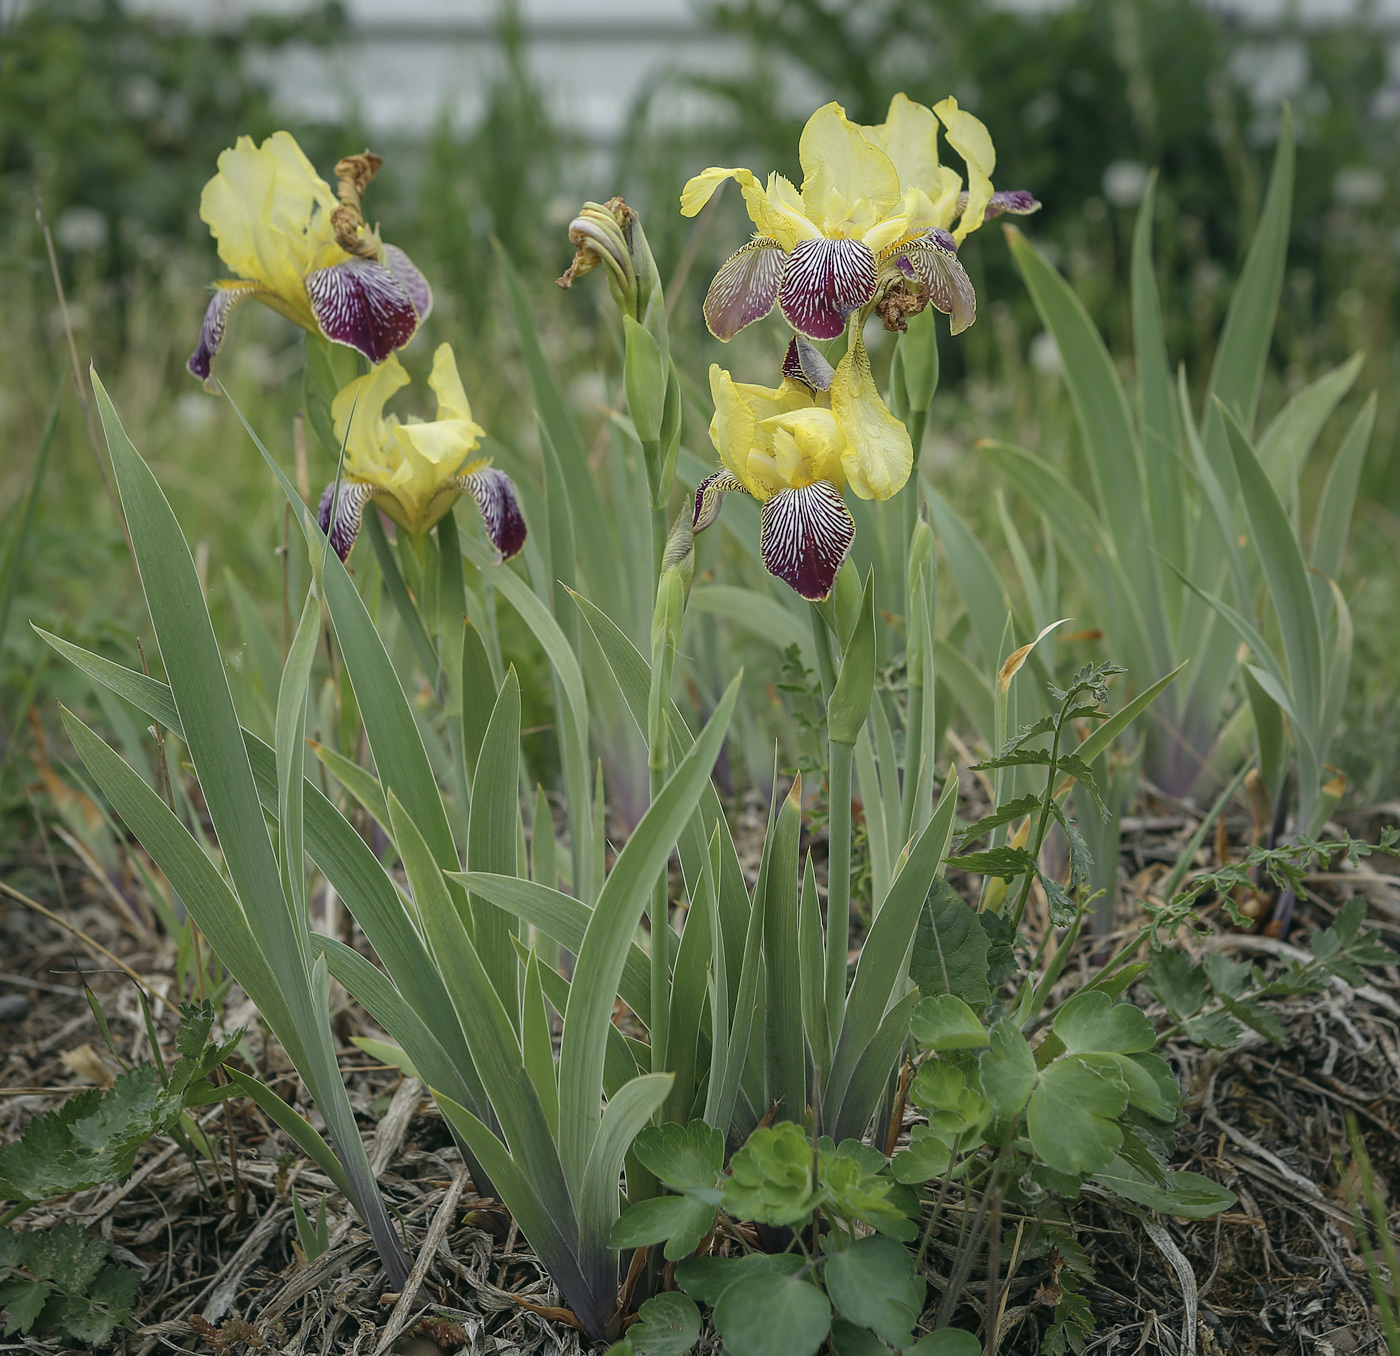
[188,132,431,386]
[693,334,911,600]
[680,95,1036,341]
[317,344,525,563]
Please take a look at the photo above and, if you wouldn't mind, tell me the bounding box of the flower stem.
[824,736,855,1040]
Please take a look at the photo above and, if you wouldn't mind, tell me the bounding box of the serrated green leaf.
[909,880,992,1006]
[0,1277,46,1336]
[1144,949,1207,1019]
[1183,1010,1244,1050]
[956,793,1041,848]
[946,846,1036,879]
[0,1065,165,1203]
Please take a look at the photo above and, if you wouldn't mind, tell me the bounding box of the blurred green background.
[2,0,1396,875]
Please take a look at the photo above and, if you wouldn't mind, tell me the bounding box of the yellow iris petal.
[334,354,412,474]
[934,98,997,243]
[761,407,849,491]
[332,344,486,535]
[681,166,806,250]
[426,340,482,429]
[198,131,341,315]
[799,102,902,238]
[830,331,913,501]
[708,364,765,498]
[865,93,943,197]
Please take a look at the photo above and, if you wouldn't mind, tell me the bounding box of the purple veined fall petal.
[382,242,434,323]
[758,481,856,601]
[305,256,422,364]
[703,237,787,341]
[957,188,1042,220]
[778,237,878,340]
[692,469,749,534]
[897,230,977,335]
[454,466,527,561]
[781,333,836,391]
[317,480,377,562]
[187,280,265,386]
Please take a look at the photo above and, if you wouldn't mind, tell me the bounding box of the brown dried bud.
[332,149,385,259]
[875,278,931,333]
[557,196,638,292]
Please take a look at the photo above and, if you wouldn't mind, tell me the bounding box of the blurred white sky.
[128,0,1400,140]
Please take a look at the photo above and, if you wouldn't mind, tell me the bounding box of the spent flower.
[316,343,526,563]
[188,133,432,386]
[694,333,911,600]
[681,95,1038,342]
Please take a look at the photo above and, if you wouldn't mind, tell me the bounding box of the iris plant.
[316,343,526,563]
[681,95,1037,342]
[695,334,911,599]
[187,134,432,385]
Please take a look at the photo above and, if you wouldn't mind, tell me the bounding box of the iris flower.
[693,333,911,600]
[316,343,526,563]
[188,133,432,385]
[681,95,1037,342]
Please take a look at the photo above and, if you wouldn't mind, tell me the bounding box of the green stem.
[824,737,855,1041]
[650,497,667,587]
[810,606,839,703]
[1009,692,1070,933]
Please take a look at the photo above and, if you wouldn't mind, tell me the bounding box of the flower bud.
[623,313,666,443]
[828,570,876,747]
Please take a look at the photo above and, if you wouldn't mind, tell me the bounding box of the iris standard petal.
[455,465,527,561]
[332,354,412,470]
[779,237,878,340]
[830,330,913,501]
[305,256,423,364]
[426,341,480,426]
[933,98,997,243]
[317,479,377,562]
[187,280,266,385]
[692,469,749,534]
[798,102,902,235]
[781,333,836,391]
[703,237,787,341]
[199,133,337,303]
[759,481,856,601]
[895,229,977,335]
[865,94,943,197]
